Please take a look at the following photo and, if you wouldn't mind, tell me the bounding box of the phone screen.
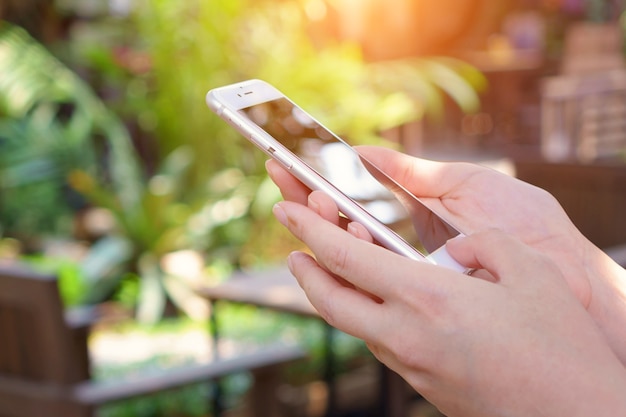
[240,97,460,255]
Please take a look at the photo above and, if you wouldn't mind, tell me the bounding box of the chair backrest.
[560,23,625,75]
[0,263,89,385]
[541,70,626,163]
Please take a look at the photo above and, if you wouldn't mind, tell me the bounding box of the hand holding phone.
[206,79,470,274]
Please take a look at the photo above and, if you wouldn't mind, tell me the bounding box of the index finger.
[266,159,311,205]
[287,250,384,342]
[273,200,456,300]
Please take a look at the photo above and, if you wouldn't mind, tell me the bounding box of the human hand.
[266,147,626,362]
[272,198,626,417]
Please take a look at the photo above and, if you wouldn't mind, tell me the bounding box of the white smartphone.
[206,79,469,273]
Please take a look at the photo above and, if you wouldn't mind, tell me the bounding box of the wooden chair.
[0,263,305,417]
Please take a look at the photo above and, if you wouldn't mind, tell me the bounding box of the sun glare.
[302,0,492,61]
[304,0,328,21]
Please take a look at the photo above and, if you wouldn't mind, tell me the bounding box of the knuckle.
[313,291,334,321]
[391,339,422,369]
[314,288,342,327]
[316,305,337,329]
[321,244,352,277]
[396,280,449,317]
[288,212,307,240]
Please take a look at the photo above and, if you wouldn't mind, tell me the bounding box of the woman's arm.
[272,195,626,417]
[267,146,626,363]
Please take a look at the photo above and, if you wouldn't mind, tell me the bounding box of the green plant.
[118,0,485,265]
[70,144,267,322]
[91,309,368,417]
[0,0,485,323]
[20,254,87,306]
[0,20,256,321]
[0,21,143,241]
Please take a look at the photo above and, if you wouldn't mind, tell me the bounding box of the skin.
[265,146,626,416]
[266,146,626,364]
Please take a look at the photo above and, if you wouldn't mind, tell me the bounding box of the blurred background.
[1,0,625,416]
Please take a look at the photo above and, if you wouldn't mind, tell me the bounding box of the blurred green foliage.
[93,309,368,417]
[0,21,142,239]
[0,0,485,321]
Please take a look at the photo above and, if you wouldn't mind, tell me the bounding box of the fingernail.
[307,194,320,214]
[272,203,288,227]
[287,251,297,272]
[347,222,359,237]
[446,233,467,249]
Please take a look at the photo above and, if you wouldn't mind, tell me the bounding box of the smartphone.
[206,79,469,273]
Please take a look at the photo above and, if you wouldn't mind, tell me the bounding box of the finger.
[347,222,374,243]
[265,159,311,205]
[305,191,392,247]
[446,230,558,285]
[356,146,480,199]
[273,201,448,300]
[308,191,340,226]
[307,190,356,231]
[287,250,382,341]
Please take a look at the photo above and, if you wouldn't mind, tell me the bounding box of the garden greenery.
[0,0,485,322]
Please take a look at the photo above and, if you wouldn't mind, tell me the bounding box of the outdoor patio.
[1,0,625,416]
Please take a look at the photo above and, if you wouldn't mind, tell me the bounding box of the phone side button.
[268,147,293,170]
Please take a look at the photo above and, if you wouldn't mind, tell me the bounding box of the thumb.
[446,230,552,284]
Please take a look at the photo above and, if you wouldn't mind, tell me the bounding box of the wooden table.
[198,267,318,317]
[197,266,412,417]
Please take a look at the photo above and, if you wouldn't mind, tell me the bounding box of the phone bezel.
[207,80,434,262]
